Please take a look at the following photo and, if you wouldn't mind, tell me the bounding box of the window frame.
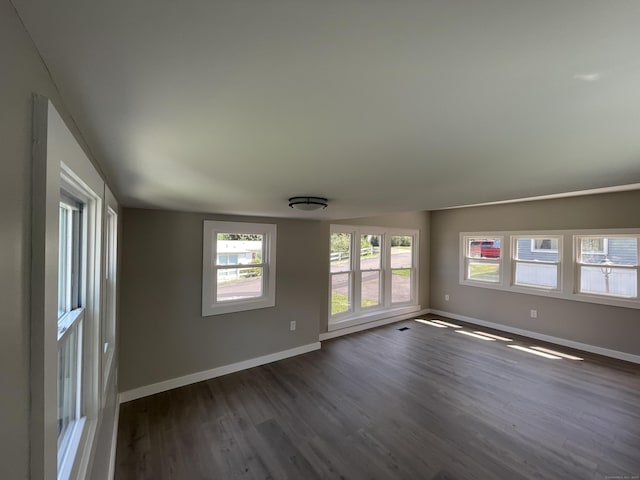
[31,97,107,480]
[202,221,277,316]
[360,233,383,310]
[330,227,355,317]
[575,234,638,300]
[101,190,118,396]
[461,234,504,285]
[460,229,640,309]
[513,235,562,291]
[57,167,103,480]
[329,225,420,331]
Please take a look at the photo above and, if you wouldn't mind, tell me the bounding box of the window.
[32,98,108,480]
[102,205,118,391]
[460,230,640,309]
[514,237,561,289]
[57,167,102,480]
[531,238,559,253]
[57,196,84,463]
[361,234,382,308]
[330,231,353,315]
[462,236,502,283]
[202,221,276,316]
[329,225,419,329]
[391,235,414,303]
[576,235,638,298]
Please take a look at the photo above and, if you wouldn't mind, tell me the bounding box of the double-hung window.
[329,226,419,328]
[460,229,639,309]
[202,221,277,316]
[576,235,638,298]
[57,168,102,480]
[57,195,85,464]
[462,235,503,284]
[330,230,353,315]
[390,235,414,304]
[33,98,109,480]
[360,234,382,308]
[513,236,561,289]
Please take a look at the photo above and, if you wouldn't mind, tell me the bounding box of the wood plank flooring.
[116,316,640,479]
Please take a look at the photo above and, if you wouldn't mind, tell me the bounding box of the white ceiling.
[14,0,640,219]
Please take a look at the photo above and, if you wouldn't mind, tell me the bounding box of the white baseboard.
[430,309,640,365]
[108,401,120,480]
[319,309,431,341]
[119,342,321,403]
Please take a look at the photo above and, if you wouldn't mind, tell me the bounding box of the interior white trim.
[430,309,640,365]
[107,401,120,480]
[439,183,640,210]
[320,308,430,341]
[119,342,321,403]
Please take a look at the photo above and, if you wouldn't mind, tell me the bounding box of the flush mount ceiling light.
[288,196,328,211]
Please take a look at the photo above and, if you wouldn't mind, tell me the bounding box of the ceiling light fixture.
[288,196,328,211]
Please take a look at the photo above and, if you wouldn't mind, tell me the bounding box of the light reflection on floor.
[413,318,585,362]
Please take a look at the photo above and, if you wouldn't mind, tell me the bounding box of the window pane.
[580,266,637,297]
[216,267,263,301]
[361,270,380,308]
[467,238,501,259]
[58,206,70,318]
[580,237,637,266]
[58,325,80,444]
[523,238,560,261]
[467,262,500,283]
[391,236,412,268]
[216,233,263,266]
[515,263,558,288]
[331,273,351,315]
[581,237,606,255]
[331,233,351,273]
[391,269,411,303]
[361,234,381,269]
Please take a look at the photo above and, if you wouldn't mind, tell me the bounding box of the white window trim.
[460,229,640,309]
[31,97,105,480]
[329,225,420,331]
[460,234,504,286]
[202,221,277,316]
[514,236,562,291]
[101,187,118,397]
[575,234,638,300]
[58,165,102,480]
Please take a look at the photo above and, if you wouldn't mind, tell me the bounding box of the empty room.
[3,1,640,479]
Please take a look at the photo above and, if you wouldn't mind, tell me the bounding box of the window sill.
[58,417,86,480]
[202,296,275,317]
[328,305,421,332]
[460,280,640,310]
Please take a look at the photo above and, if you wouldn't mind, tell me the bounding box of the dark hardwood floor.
[116,316,640,479]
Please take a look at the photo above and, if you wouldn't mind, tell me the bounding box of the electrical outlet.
[530,309,537,319]
[290,320,297,331]
[444,294,450,301]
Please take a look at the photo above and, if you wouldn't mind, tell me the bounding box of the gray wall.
[119,209,430,392]
[119,208,326,392]
[430,190,640,356]
[0,2,119,477]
